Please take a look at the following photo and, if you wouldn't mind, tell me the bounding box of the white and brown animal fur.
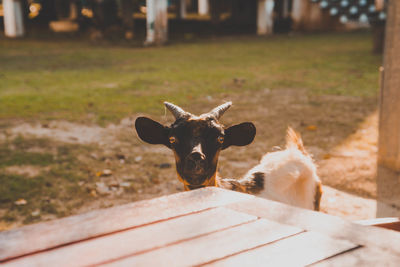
[220,127,322,211]
[135,102,322,211]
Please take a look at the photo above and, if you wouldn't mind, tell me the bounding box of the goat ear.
[135,117,170,148]
[222,122,256,150]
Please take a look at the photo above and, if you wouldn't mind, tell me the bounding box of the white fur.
[241,145,321,210]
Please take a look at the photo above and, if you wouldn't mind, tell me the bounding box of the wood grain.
[205,231,358,266]
[356,217,400,232]
[312,246,400,267]
[2,208,257,267]
[378,0,400,172]
[2,187,400,266]
[0,187,253,262]
[377,0,400,213]
[227,197,400,255]
[103,218,303,267]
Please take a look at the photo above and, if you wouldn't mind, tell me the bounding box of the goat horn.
[209,102,232,120]
[164,102,188,120]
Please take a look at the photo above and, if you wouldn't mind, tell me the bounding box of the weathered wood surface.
[1,187,400,266]
[379,0,400,169]
[206,231,357,267]
[227,197,400,255]
[313,246,400,267]
[0,188,253,262]
[103,219,303,267]
[3,208,257,267]
[356,217,400,232]
[377,0,400,216]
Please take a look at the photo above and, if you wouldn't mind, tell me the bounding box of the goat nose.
[188,152,206,162]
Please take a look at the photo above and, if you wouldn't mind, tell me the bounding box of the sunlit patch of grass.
[0,31,381,124]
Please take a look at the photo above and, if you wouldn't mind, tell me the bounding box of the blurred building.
[0,0,387,46]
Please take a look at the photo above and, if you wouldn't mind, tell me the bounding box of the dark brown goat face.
[169,117,223,187]
[135,102,256,190]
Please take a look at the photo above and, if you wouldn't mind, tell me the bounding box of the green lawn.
[0,31,381,125]
[0,31,383,228]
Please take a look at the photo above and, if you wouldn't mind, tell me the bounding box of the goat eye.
[217,136,224,144]
[169,136,177,144]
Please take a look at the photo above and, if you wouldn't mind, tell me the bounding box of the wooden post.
[198,0,209,15]
[145,0,168,45]
[282,0,290,18]
[3,0,25,38]
[257,0,274,35]
[176,0,187,19]
[377,0,400,217]
[291,0,304,30]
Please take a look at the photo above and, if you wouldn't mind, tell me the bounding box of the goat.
[135,102,322,211]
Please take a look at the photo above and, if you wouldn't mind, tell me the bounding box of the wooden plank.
[356,217,400,232]
[103,219,303,267]
[205,231,358,267]
[313,246,400,267]
[227,197,400,255]
[2,208,257,267]
[0,187,254,262]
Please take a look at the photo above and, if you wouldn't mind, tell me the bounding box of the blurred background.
[0,0,395,230]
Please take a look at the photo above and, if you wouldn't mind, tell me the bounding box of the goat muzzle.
[185,150,207,172]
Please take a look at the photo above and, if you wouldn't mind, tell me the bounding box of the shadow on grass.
[0,137,92,226]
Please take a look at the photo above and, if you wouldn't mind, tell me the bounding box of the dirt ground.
[0,88,379,229]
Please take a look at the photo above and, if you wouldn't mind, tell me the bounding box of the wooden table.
[1,187,400,266]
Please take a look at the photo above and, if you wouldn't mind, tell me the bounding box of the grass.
[0,31,382,227]
[0,136,92,225]
[0,31,381,125]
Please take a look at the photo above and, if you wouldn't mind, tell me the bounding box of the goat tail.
[286,127,308,156]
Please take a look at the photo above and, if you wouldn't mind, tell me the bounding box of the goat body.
[220,127,322,211]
